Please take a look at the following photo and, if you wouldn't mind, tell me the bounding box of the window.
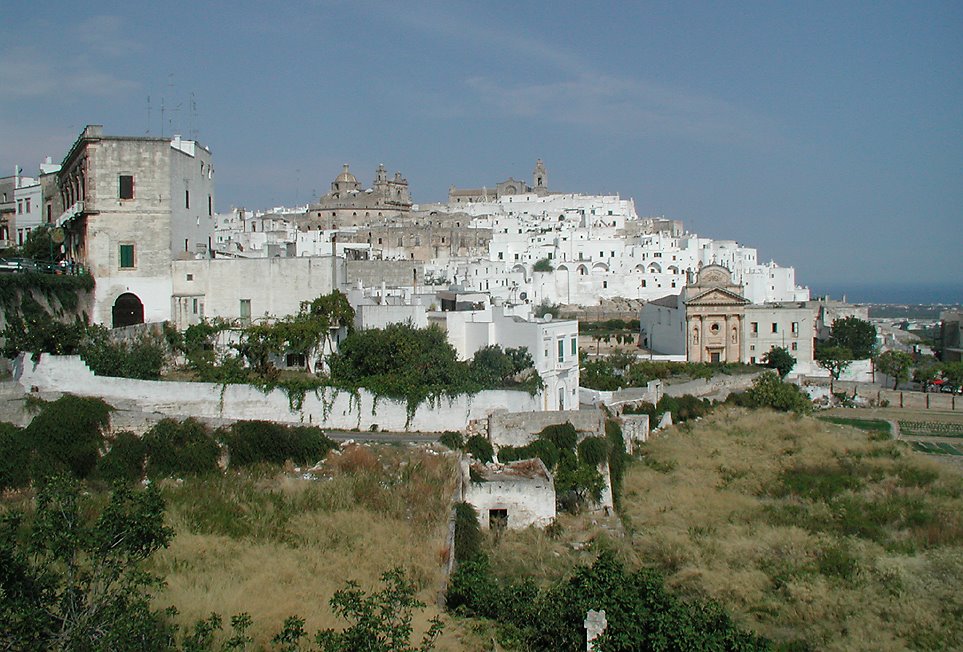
[558,339,564,363]
[791,342,798,351]
[792,321,799,335]
[192,298,198,315]
[119,244,135,268]
[751,321,758,333]
[571,338,577,355]
[208,195,212,216]
[17,200,22,214]
[498,252,503,260]
[185,189,190,209]
[771,323,778,333]
[750,357,756,365]
[119,175,134,199]
[489,509,508,530]
[25,198,30,212]
[186,274,194,281]
[239,299,251,322]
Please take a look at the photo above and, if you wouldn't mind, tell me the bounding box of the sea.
[810,283,962,306]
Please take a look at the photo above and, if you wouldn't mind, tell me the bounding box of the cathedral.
[303,163,412,228]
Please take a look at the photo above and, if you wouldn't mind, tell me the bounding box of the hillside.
[622,409,963,651]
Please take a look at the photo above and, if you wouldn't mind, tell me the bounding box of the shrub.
[0,422,31,491]
[96,431,146,484]
[439,431,464,451]
[577,436,609,466]
[498,439,560,469]
[453,502,483,563]
[220,421,336,467]
[23,395,112,481]
[143,418,220,478]
[465,435,494,463]
[738,372,812,413]
[79,327,166,380]
[539,423,578,452]
[605,419,628,508]
[657,394,711,422]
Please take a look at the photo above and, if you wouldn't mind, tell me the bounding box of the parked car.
[940,384,962,394]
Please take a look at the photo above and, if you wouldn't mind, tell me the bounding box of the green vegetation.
[899,420,963,438]
[815,345,854,393]
[762,345,795,379]
[875,349,914,389]
[726,371,812,413]
[818,416,892,436]
[329,324,543,418]
[623,393,714,423]
[220,420,337,468]
[825,316,878,359]
[447,549,768,651]
[532,258,553,272]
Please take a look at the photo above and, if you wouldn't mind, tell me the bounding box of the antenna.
[190,92,198,140]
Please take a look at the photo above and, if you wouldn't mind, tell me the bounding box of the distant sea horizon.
[809,283,962,305]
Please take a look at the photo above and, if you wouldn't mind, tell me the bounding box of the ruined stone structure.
[462,457,556,530]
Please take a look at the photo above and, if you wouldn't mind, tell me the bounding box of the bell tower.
[532,159,548,192]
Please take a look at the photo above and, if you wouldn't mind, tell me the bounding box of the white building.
[462,457,556,530]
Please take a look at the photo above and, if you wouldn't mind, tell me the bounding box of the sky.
[2,1,961,302]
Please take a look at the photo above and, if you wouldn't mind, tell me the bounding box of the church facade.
[448,159,551,204]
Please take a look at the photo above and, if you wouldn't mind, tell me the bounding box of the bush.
[439,431,464,451]
[737,371,812,413]
[0,422,31,491]
[657,394,711,422]
[577,436,609,466]
[465,435,494,463]
[220,421,336,467]
[79,327,166,380]
[539,423,578,452]
[143,418,220,478]
[605,419,628,509]
[498,439,560,469]
[96,431,147,484]
[453,502,483,563]
[23,395,112,481]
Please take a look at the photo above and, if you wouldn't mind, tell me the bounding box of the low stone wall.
[878,389,959,411]
[579,380,662,409]
[488,409,604,448]
[664,372,761,400]
[13,354,542,431]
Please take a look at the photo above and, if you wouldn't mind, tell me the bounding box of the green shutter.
[119,244,134,268]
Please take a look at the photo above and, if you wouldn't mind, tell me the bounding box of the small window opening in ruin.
[489,509,508,530]
[286,352,306,368]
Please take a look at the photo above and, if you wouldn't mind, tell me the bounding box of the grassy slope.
[622,408,963,651]
[149,444,481,649]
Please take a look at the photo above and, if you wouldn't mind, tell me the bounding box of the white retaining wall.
[13,354,541,432]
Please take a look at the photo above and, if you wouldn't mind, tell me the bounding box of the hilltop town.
[2,125,962,651]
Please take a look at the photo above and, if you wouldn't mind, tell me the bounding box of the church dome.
[335,164,358,185]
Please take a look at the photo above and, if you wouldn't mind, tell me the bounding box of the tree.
[0,478,174,650]
[913,358,942,392]
[816,345,854,394]
[762,346,796,379]
[942,361,963,389]
[314,568,443,652]
[827,317,877,360]
[740,371,811,413]
[875,350,913,389]
[533,258,553,273]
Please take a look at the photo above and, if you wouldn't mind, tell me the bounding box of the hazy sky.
[2,1,960,297]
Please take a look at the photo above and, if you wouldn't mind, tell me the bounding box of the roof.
[470,458,551,482]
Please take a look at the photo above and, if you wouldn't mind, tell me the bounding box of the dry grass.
[620,407,963,652]
[149,444,486,650]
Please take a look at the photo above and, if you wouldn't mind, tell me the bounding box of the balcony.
[56,201,84,227]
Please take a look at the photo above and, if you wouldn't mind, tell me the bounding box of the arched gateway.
[112,293,144,328]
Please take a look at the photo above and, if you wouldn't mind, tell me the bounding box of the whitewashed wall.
[13,354,541,432]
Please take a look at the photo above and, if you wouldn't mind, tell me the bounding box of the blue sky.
[2,1,960,299]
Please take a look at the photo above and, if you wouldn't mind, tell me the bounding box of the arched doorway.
[112,293,144,328]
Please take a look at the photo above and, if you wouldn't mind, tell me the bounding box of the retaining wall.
[13,353,542,431]
[488,409,604,448]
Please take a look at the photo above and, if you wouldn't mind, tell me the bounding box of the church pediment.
[685,287,750,306]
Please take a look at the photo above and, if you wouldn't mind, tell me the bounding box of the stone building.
[462,457,556,530]
[640,264,817,373]
[448,159,551,204]
[55,125,215,326]
[683,265,750,364]
[302,163,412,228]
